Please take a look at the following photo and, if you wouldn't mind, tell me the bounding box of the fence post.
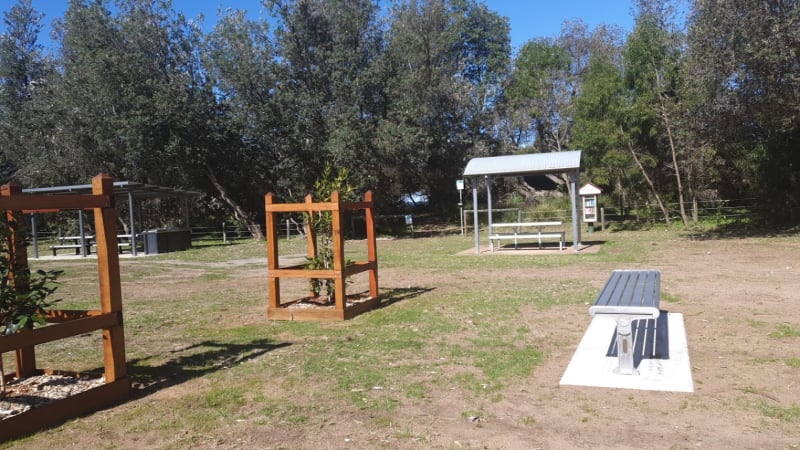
[222,222,227,244]
[601,207,605,231]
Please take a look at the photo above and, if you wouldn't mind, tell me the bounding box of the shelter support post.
[127,191,137,256]
[569,170,581,250]
[472,178,479,254]
[78,209,87,257]
[486,176,493,251]
[30,213,39,259]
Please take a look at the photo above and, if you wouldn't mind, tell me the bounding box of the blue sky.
[3,0,636,53]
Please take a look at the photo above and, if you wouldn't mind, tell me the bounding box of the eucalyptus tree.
[379,0,509,208]
[623,0,690,225]
[204,9,285,238]
[265,0,386,201]
[30,0,219,201]
[687,0,800,222]
[502,21,621,154]
[0,0,50,183]
[505,38,571,153]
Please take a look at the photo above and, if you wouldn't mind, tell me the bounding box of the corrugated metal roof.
[23,180,202,199]
[463,150,582,177]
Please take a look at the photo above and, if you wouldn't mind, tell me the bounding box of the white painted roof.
[579,182,602,195]
[464,150,582,177]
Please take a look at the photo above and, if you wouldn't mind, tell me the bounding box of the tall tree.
[204,9,285,238]
[266,0,386,200]
[573,54,670,220]
[0,0,49,182]
[379,0,509,209]
[44,0,216,188]
[623,0,688,225]
[687,0,800,223]
[506,38,571,153]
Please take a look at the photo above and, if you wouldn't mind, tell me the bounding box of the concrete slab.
[560,313,694,393]
[457,242,601,256]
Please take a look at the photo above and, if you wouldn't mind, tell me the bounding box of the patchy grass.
[760,403,800,422]
[770,323,800,339]
[6,228,798,448]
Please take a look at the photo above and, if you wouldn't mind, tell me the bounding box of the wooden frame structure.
[0,174,130,440]
[265,191,379,321]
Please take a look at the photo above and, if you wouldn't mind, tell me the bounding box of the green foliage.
[770,324,800,339]
[3,0,800,231]
[305,165,354,301]
[0,218,62,336]
[380,0,509,209]
[687,0,800,222]
[0,0,50,184]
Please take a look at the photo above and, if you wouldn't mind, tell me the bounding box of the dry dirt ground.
[4,231,800,449]
[374,234,799,450]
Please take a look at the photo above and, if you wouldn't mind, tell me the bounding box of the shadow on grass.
[378,286,435,309]
[686,221,799,240]
[187,240,249,249]
[127,339,290,397]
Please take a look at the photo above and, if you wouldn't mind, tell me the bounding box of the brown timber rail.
[265,191,379,321]
[0,174,130,441]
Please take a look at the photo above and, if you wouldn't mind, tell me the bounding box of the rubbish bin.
[143,228,191,254]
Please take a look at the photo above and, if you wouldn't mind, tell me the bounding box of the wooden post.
[92,174,127,383]
[265,193,280,309]
[1,182,37,377]
[365,191,378,298]
[601,207,606,231]
[331,192,346,311]
[263,191,380,321]
[304,194,319,299]
[304,194,317,260]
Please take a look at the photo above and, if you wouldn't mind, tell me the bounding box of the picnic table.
[489,221,565,251]
[50,235,94,256]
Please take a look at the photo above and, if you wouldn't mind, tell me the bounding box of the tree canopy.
[1,0,799,230]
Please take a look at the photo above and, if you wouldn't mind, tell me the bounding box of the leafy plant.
[1,217,62,395]
[304,165,354,302]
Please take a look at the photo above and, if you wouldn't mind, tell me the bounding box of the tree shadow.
[126,339,290,397]
[377,286,435,309]
[188,241,245,249]
[685,221,798,240]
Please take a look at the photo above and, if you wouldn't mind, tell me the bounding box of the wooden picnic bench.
[489,221,565,251]
[50,235,94,256]
[88,234,142,254]
[589,269,661,375]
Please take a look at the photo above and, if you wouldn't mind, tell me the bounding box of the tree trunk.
[654,65,689,226]
[206,166,264,240]
[624,128,671,226]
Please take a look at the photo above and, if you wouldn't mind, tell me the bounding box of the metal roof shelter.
[23,180,202,257]
[463,150,583,253]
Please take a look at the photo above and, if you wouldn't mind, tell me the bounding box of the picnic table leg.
[615,319,636,375]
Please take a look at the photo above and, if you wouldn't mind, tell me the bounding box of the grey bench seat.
[50,244,87,256]
[489,222,564,251]
[589,269,661,375]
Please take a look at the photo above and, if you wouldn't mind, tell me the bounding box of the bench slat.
[592,270,659,310]
[588,269,662,375]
